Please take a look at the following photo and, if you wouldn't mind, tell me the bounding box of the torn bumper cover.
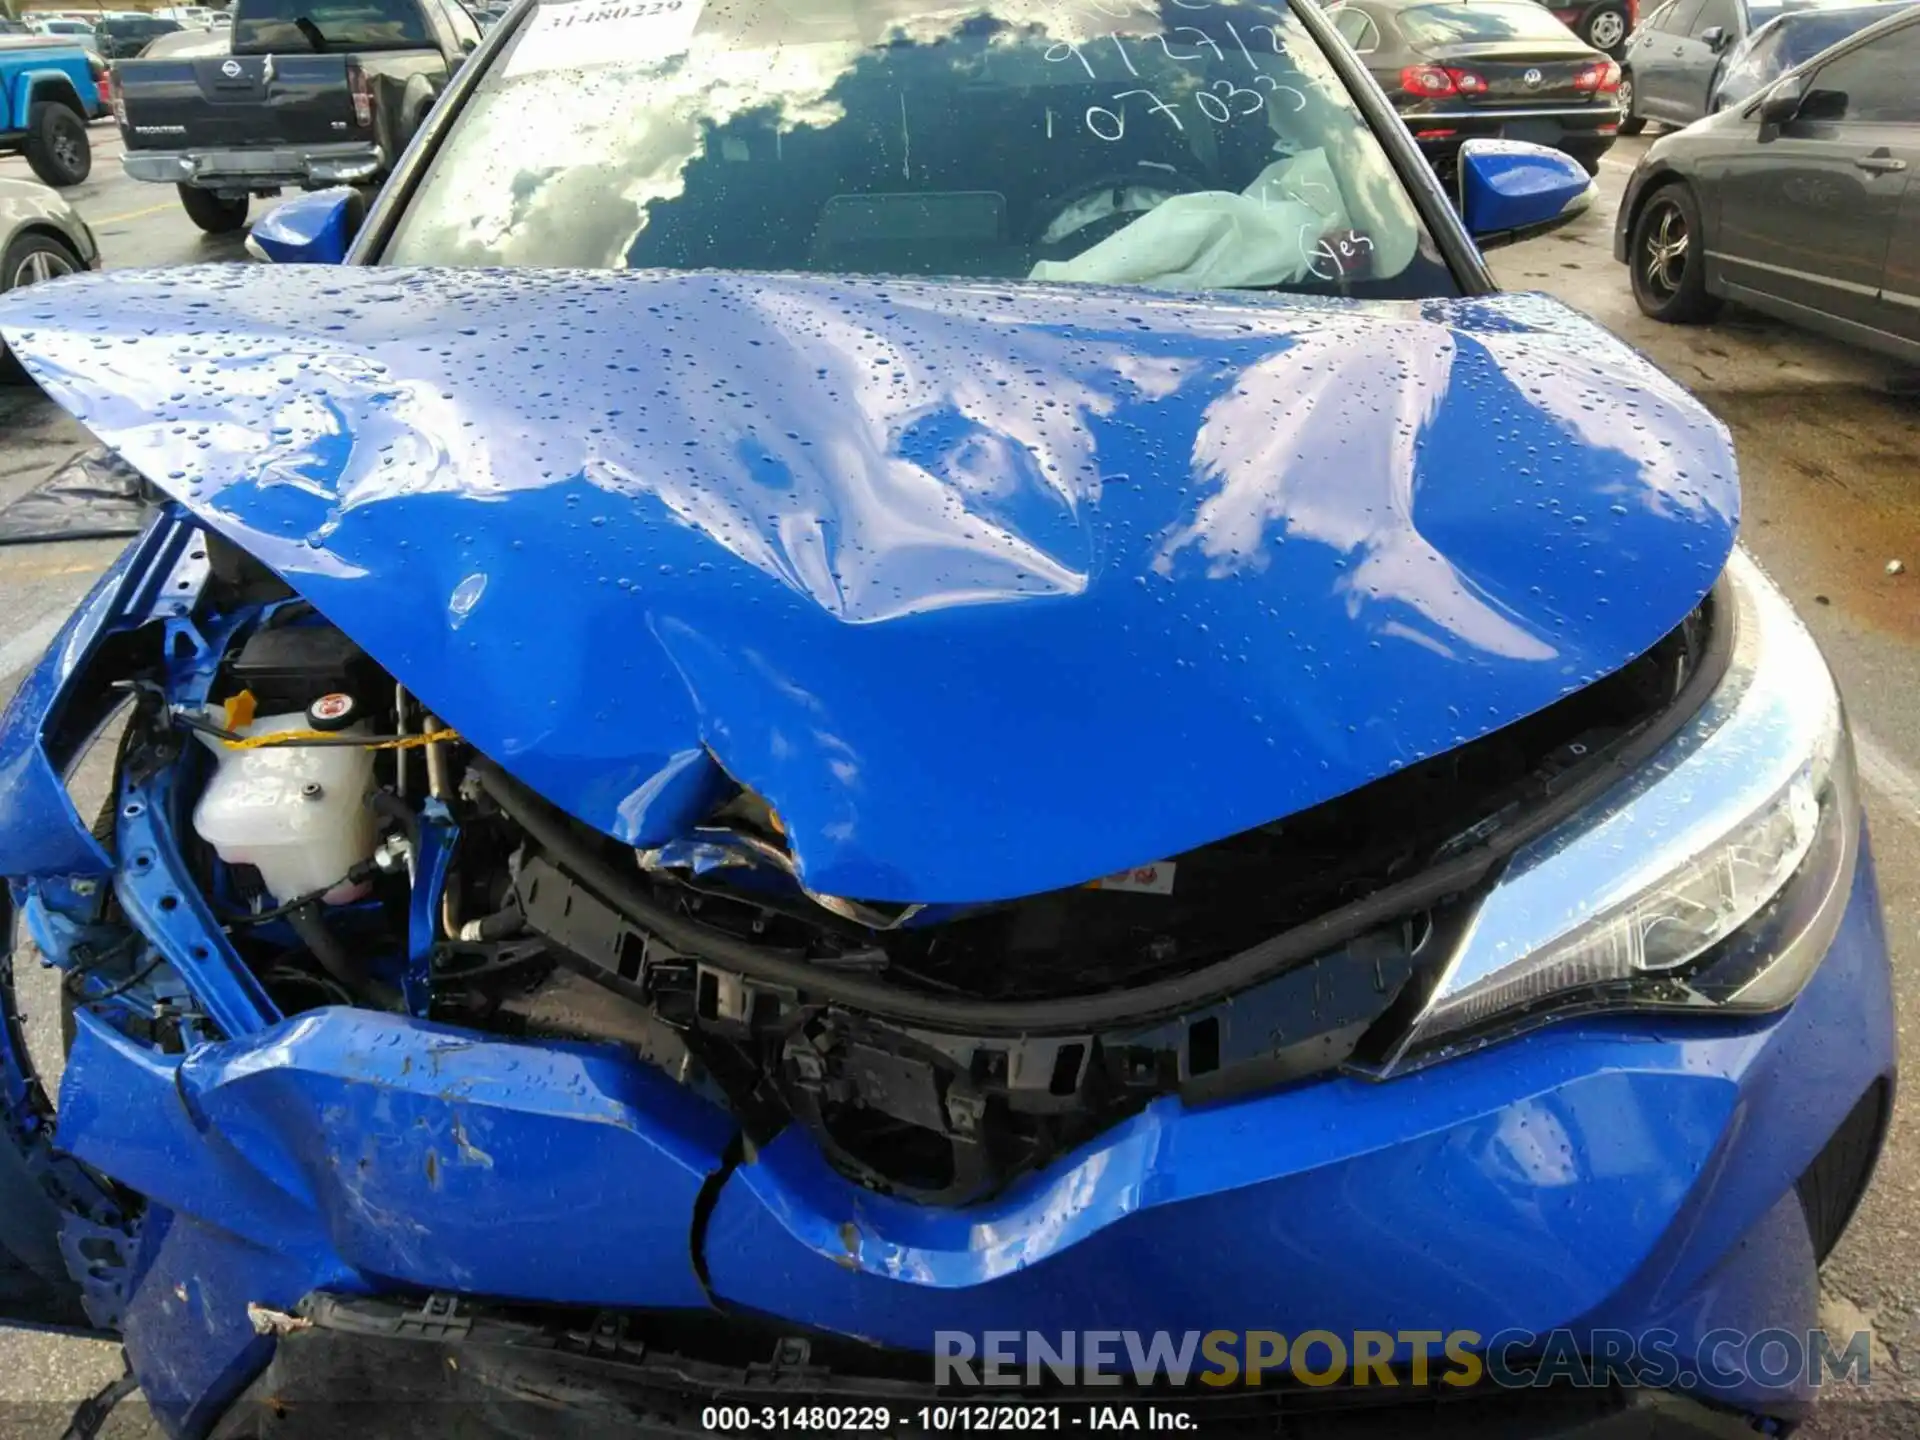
[7,526,1895,1436]
[51,876,1895,1436]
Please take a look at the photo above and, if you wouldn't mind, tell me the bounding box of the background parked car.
[132,23,223,57]
[1619,0,1896,131]
[29,16,92,37]
[1711,0,1912,107]
[1329,0,1623,174]
[1538,0,1637,53]
[0,34,98,185]
[91,13,182,58]
[0,174,97,381]
[114,0,478,233]
[1616,4,1919,359]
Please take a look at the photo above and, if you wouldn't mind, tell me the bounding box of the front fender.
[0,511,201,879]
[11,68,93,130]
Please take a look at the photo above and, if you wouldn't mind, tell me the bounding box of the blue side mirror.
[1457,140,1595,250]
[246,187,367,265]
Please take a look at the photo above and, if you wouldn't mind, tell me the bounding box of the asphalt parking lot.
[0,123,1918,1437]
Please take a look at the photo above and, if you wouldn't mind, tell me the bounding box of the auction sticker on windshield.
[504,0,702,76]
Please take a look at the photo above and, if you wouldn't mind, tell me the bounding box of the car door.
[1842,20,1920,348]
[1712,20,1917,337]
[1663,0,1738,121]
[1633,0,1705,119]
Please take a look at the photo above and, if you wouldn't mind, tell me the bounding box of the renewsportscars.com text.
[934,1328,1872,1390]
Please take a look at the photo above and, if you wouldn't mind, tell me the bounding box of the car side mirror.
[1796,87,1848,122]
[245,186,366,264]
[1755,74,1806,125]
[1456,139,1595,251]
[1699,23,1726,48]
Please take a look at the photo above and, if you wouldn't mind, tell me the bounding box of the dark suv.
[92,14,182,59]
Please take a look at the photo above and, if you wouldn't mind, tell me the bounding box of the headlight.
[1381,548,1860,1071]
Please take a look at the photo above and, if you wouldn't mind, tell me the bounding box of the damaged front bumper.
[0,512,1896,1438]
[49,884,1896,1437]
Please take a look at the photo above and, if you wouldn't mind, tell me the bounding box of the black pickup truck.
[113,0,481,232]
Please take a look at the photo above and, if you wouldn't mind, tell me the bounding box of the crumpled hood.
[0,267,1737,903]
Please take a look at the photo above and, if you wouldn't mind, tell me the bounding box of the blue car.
[0,34,99,186]
[0,0,1891,1435]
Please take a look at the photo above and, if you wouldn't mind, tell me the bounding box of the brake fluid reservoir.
[192,713,378,902]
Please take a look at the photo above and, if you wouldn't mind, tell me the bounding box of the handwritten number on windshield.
[1252,73,1308,111]
[1047,13,1311,138]
[1046,38,1097,78]
[1115,89,1185,130]
[1087,80,1303,139]
[1210,79,1266,117]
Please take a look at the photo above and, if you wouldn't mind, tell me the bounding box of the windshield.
[1774,5,1893,58]
[382,0,1453,299]
[233,0,428,50]
[1397,1,1579,42]
[1747,0,1877,24]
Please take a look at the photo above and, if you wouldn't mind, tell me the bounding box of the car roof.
[1763,0,1913,21]
[139,24,224,53]
[0,31,88,47]
[1744,0,1918,77]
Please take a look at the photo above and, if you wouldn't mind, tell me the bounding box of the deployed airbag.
[1030,151,1352,290]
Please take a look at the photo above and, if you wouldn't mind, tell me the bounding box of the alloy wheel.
[1589,9,1625,47]
[7,247,76,290]
[1640,200,1688,300]
[1617,74,1634,115]
[52,133,82,173]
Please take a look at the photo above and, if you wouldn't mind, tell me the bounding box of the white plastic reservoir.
[192,712,378,902]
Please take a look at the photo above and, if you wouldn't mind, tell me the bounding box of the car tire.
[23,102,90,188]
[0,231,83,384]
[1584,3,1628,49]
[1629,182,1719,324]
[177,185,250,235]
[1617,71,1646,135]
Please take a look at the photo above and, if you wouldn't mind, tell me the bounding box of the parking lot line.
[1856,726,1920,833]
[90,201,179,228]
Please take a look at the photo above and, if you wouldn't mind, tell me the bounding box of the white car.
[0,176,97,382]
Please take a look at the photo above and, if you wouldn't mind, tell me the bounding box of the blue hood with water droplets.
[0,266,1736,903]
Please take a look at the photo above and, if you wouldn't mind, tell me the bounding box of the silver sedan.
[0,175,99,382]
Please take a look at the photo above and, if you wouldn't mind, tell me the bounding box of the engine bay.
[72,527,1717,1204]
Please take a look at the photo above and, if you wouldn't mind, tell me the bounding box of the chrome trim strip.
[1705,249,1881,299]
[1407,106,1621,120]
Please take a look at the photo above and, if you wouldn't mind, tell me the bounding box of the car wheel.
[1585,3,1628,49]
[0,232,83,384]
[23,102,90,188]
[1617,72,1646,135]
[1629,183,1719,324]
[177,185,250,235]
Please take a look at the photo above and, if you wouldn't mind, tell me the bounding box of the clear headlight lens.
[1382,549,1859,1071]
